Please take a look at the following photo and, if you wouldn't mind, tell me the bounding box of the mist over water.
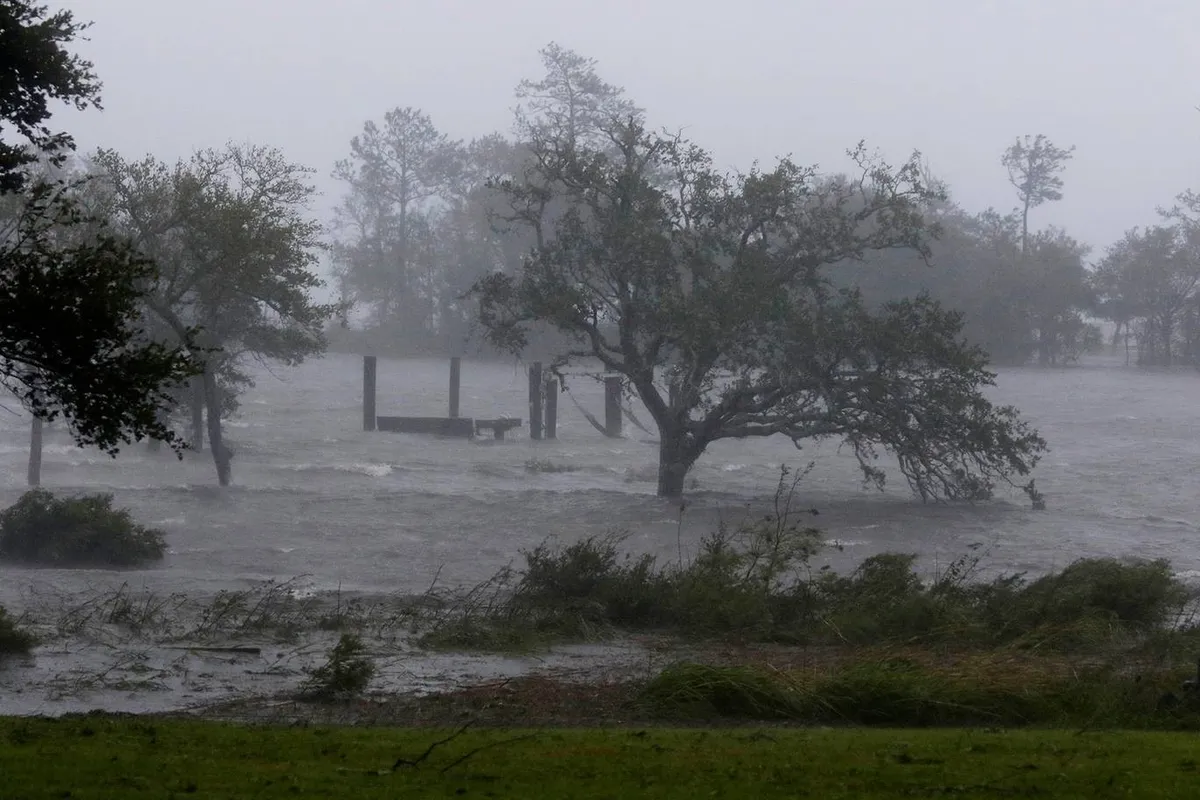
[0,351,1196,608]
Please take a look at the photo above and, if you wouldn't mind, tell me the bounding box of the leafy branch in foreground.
[0,1,200,451]
[0,178,200,453]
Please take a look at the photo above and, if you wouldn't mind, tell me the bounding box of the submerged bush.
[0,605,35,656]
[0,489,167,568]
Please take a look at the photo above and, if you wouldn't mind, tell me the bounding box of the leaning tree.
[475,116,1046,498]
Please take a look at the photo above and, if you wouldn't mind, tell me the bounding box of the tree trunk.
[1020,198,1031,259]
[201,367,233,486]
[656,429,700,498]
[1162,318,1174,366]
[27,415,42,487]
[190,377,205,450]
[146,408,166,453]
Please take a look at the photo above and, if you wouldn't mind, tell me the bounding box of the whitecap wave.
[281,462,393,478]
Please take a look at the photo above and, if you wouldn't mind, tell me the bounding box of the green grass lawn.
[4,716,1200,798]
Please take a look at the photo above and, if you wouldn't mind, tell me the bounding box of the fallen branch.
[438,732,541,775]
[388,719,540,775]
[163,645,263,655]
[392,721,475,771]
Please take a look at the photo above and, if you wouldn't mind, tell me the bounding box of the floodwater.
[1,351,1198,714]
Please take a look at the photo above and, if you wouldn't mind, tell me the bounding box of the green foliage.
[0,182,201,454]
[86,144,338,483]
[1001,134,1076,251]
[418,474,1196,654]
[297,633,375,702]
[0,2,100,192]
[331,107,466,338]
[1012,557,1187,630]
[478,113,1046,498]
[0,3,200,453]
[1092,221,1200,367]
[331,44,640,355]
[0,604,35,655]
[835,134,1094,368]
[0,488,166,567]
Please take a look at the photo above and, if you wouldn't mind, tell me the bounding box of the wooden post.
[27,416,43,487]
[363,355,377,432]
[604,376,623,438]
[449,357,461,418]
[528,361,543,440]
[544,378,558,439]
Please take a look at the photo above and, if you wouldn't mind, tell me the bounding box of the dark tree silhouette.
[0,2,199,454]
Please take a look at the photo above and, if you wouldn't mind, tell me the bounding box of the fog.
[58,0,1200,299]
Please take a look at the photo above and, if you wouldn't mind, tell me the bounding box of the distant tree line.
[328,48,1200,370]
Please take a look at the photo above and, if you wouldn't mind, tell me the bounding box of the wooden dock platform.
[375,416,523,440]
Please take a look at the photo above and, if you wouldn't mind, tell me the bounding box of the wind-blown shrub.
[415,465,1198,652]
[0,605,34,655]
[297,633,375,701]
[420,530,1197,653]
[0,489,166,567]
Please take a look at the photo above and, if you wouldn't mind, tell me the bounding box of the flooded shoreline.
[4,353,1200,716]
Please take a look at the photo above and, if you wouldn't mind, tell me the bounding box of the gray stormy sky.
[58,0,1200,296]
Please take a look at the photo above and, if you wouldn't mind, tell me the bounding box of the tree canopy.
[473,96,1047,497]
[85,144,337,483]
[0,1,199,454]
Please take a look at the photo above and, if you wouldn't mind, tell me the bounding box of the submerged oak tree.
[0,2,199,454]
[475,118,1047,498]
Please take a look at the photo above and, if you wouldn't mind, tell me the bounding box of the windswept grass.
[5,717,1200,798]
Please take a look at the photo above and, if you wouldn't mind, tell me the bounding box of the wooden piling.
[604,376,623,438]
[363,355,377,432]
[528,362,543,440]
[27,415,42,487]
[544,378,558,439]
[449,357,461,418]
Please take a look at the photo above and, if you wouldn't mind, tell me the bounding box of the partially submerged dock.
[361,356,527,440]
